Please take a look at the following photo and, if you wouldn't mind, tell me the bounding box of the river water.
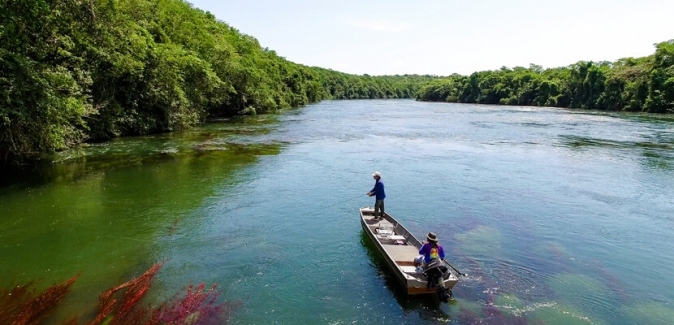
[1,100,673,324]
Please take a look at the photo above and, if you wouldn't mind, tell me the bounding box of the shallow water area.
[1,100,673,324]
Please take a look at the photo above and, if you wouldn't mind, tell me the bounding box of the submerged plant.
[89,263,164,325]
[0,274,79,325]
[154,283,241,325]
[0,264,239,325]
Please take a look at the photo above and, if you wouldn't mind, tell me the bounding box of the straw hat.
[427,232,438,242]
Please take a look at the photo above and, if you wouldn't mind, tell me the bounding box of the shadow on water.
[359,231,454,321]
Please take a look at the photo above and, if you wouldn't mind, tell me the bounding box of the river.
[1,99,673,324]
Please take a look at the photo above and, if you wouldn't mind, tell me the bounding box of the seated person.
[418,232,452,301]
[419,232,445,264]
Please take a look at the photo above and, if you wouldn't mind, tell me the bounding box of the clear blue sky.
[187,0,674,76]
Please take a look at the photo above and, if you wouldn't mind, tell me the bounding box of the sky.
[187,0,674,76]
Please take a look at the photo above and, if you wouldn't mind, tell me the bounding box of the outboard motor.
[437,287,452,302]
[423,259,453,302]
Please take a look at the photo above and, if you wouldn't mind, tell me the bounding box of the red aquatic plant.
[474,290,509,322]
[88,262,164,325]
[1,263,239,325]
[0,273,79,325]
[548,243,565,261]
[88,262,239,325]
[457,305,481,324]
[153,283,241,325]
[458,292,531,325]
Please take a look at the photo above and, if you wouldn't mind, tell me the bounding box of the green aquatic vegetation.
[191,127,273,138]
[547,273,613,322]
[492,293,526,312]
[560,135,672,151]
[0,130,274,285]
[635,142,672,149]
[220,143,284,156]
[624,302,674,325]
[452,291,598,324]
[560,136,623,149]
[488,292,599,324]
[549,273,610,302]
[7,127,284,189]
[455,225,503,256]
[191,142,283,156]
[558,136,674,170]
[642,150,673,170]
[453,293,531,324]
[453,299,484,322]
[524,302,605,325]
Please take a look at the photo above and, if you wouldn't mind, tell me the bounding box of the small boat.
[360,207,459,296]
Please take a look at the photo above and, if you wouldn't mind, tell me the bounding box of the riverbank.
[416,40,674,114]
[2,0,671,167]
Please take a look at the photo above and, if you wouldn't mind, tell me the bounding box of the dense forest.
[416,40,674,114]
[2,0,673,166]
[0,0,434,165]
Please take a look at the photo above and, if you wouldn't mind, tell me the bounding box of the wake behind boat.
[359,207,459,297]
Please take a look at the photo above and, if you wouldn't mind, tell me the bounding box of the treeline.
[316,68,433,99]
[416,40,674,113]
[0,0,433,165]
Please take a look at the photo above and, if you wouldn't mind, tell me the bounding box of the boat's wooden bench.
[381,244,418,264]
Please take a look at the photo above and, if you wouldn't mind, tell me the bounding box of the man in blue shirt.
[367,171,386,220]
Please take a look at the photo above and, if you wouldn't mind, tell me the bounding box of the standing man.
[367,171,386,220]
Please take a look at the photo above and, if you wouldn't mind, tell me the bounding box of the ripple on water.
[547,273,615,319]
[454,225,504,256]
[624,302,674,325]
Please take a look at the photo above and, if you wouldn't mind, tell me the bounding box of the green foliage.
[0,0,92,163]
[313,68,435,100]
[6,0,668,166]
[0,0,432,165]
[416,40,674,115]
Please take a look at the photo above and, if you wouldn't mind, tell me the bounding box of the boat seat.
[382,244,419,262]
[375,224,394,237]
